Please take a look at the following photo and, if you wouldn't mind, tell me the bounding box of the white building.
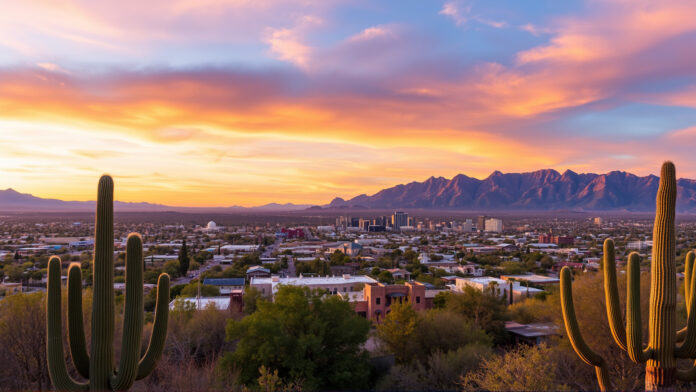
[462,219,473,232]
[455,277,542,303]
[458,264,484,276]
[204,220,223,232]
[627,240,652,250]
[484,218,503,233]
[251,275,377,297]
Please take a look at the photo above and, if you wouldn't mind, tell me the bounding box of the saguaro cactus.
[561,161,696,391]
[46,175,170,391]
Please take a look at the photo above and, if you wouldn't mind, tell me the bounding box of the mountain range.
[5,168,696,213]
[328,169,696,212]
[0,188,311,212]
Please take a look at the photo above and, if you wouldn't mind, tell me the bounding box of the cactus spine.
[561,161,696,391]
[46,175,170,391]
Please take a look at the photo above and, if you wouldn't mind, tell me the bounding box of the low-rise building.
[506,321,559,345]
[459,264,485,276]
[326,241,363,256]
[251,274,377,297]
[246,266,271,280]
[455,277,543,304]
[202,278,245,295]
[350,282,427,322]
[386,268,411,281]
[499,274,560,285]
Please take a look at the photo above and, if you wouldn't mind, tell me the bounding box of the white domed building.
[204,220,221,232]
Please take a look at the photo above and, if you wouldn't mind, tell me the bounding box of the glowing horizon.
[2,0,696,207]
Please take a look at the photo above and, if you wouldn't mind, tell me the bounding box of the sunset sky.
[2,0,696,206]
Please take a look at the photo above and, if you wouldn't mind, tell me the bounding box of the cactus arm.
[675,255,696,358]
[595,366,612,392]
[603,238,628,352]
[560,267,612,391]
[67,263,90,379]
[136,273,170,380]
[46,257,89,391]
[677,327,687,342]
[626,252,652,362]
[90,175,115,390]
[686,251,695,312]
[111,234,145,390]
[677,363,696,381]
[676,253,696,345]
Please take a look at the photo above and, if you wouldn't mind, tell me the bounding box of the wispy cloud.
[439,1,470,26]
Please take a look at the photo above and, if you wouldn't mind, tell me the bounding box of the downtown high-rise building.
[484,218,503,233]
[477,215,487,232]
[392,211,408,230]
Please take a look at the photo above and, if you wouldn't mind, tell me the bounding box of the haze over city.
[2,1,696,206]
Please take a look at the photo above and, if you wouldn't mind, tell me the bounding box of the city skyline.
[2,0,696,206]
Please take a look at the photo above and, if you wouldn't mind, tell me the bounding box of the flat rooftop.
[252,275,377,286]
[500,274,560,284]
[251,275,377,294]
[506,321,559,338]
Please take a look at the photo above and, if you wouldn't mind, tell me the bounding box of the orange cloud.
[4,1,696,205]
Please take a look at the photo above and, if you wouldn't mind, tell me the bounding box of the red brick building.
[352,282,427,322]
[538,234,574,245]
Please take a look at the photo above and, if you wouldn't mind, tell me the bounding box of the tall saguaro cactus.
[561,161,696,391]
[46,175,170,391]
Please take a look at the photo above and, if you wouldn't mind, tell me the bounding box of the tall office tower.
[336,216,349,227]
[484,218,503,233]
[463,219,473,232]
[477,215,488,232]
[392,211,408,230]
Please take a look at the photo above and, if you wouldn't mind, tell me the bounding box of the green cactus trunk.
[646,161,677,389]
[91,175,115,390]
[46,175,170,391]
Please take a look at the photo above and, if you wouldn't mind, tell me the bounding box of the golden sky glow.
[2,0,696,206]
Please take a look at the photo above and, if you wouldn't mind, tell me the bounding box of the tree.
[378,345,491,391]
[376,302,419,363]
[329,250,349,265]
[179,239,190,276]
[403,249,418,264]
[243,286,264,315]
[461,344,564,391]
[439,287,508,343]
[164,259,181,278]
[411,310,491,359]
[501,260,526,275]
[377,270,394,284]
[295,259,330,276]
[223,286,371,390]
[377,309,493,390]
[0,292,49,390]
[180,282,220,297]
